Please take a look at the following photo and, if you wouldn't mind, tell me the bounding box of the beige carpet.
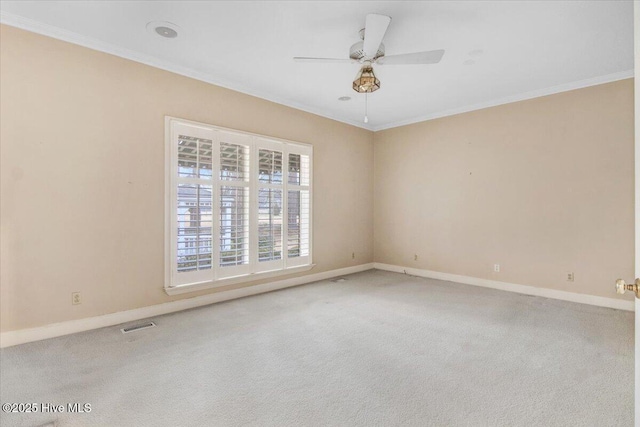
[0,270,634,426]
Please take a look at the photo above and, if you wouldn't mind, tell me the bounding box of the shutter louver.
[219,186,249,266]
[287,153,310,259]
[178,135,212,178]
[176,134,213,276]
[219,141,250,269]
[287,190,310,258]
[258,148,284,265]
[288,153,310,186]
[259,188,283,262]
[259,149,283,184]
[220,142,249,181]
[177,184,213,271]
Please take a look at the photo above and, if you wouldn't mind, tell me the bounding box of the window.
[166,118,312,292]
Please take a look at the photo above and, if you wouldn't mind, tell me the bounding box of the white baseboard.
[3,262,631,348]
[374,263,635,312]
[0,263,375,348]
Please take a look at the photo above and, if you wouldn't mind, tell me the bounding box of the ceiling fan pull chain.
[364,93,369,123]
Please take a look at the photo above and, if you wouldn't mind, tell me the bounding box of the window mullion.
[283,147,289,268]
[212,134,221,281]
[249,138,258,272]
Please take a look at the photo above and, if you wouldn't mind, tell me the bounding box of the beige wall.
[1,24,634,334]
[0,25,374,332]
[374,79,635,299]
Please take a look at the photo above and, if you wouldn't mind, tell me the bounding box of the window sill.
[164,264,316,296]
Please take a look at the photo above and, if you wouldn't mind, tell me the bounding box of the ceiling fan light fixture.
[352,64,380,93]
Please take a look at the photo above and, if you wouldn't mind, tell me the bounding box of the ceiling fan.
[294,14,445,94]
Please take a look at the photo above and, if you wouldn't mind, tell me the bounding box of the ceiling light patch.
[147,21,181,39]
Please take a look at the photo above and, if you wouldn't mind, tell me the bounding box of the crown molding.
[0,11,373,131]
[0,11,632,132]
[372,69,634,131]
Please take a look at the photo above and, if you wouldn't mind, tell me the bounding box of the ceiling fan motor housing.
[350,40,385,62]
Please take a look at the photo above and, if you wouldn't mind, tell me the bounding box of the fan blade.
[377,49,445,65]
[294,57,352,63]
[362,14,391,58]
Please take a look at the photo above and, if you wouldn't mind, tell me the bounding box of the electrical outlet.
[351,252,355,259]
[567,272,575,282]
[494,264,500,273]
[414,254,418,261]
[72,292,81,305]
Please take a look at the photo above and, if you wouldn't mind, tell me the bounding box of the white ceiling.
[0,1,634,131]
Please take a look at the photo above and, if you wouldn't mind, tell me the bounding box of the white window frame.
[165,117,314,295]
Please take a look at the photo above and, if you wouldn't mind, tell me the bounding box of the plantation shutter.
[255,138,285,273]
[167,118,312,290]
[170,123,215,286]
[217,132,252,278]
[286,148,311,268]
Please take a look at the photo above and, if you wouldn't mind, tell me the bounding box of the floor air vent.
[121,321,156,334]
